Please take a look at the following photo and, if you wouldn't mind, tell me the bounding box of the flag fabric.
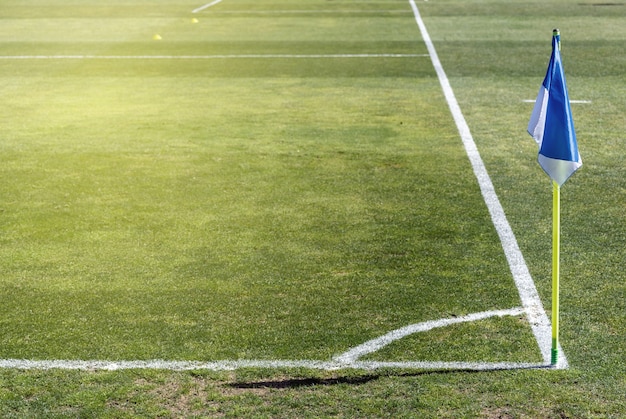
[528,29,582,186]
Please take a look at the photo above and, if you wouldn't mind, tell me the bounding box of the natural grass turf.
[0,72,522,360]
[0,0,528,363]
[0,0,625,416]
[0,368,624,418]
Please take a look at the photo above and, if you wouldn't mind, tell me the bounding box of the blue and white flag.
[528,29,581,186]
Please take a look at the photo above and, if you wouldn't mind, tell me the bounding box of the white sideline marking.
[409,0,567,368]
[192,0,223,14]
[333,308,525,364]
[0,54,426,60]
[0,359,549,371]
[209,10,412,15]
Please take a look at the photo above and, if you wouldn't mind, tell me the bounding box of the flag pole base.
[551,348,559,366]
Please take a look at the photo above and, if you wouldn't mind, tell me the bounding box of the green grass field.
[1,0,624,416]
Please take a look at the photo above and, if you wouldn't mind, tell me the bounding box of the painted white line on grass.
[333,308,525,364]
[0,54,427,60]
[408,0,567,368]
[192,0,223,14]
[0,359,550,372]
[0,309,560,372]
[210,10,412,14]
[0,308,559,372]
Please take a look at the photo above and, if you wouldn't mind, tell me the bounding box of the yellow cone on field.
[191,18,199,23]
[153,34,162,40]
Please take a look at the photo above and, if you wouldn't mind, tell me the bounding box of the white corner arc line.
[408,0,567,368]
[333,308,525,364]
[192,0,223,14]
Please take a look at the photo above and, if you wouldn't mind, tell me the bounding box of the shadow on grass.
[228,374,381,389]
[225,368,524,390]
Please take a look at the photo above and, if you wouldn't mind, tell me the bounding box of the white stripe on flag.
[527,86,549,147]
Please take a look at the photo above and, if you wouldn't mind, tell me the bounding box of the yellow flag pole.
[551,180,561,365]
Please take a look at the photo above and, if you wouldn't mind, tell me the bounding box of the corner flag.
[528,29,581,366]
[528,29,582,186]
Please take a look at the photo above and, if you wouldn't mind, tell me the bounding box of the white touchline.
[0,358,546,371]
[0,359,548,371]
[207,10,412,15]
[408,0,567,368]
[0,54,427,60]
[192,0,224,14]
[333,308,525,364]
